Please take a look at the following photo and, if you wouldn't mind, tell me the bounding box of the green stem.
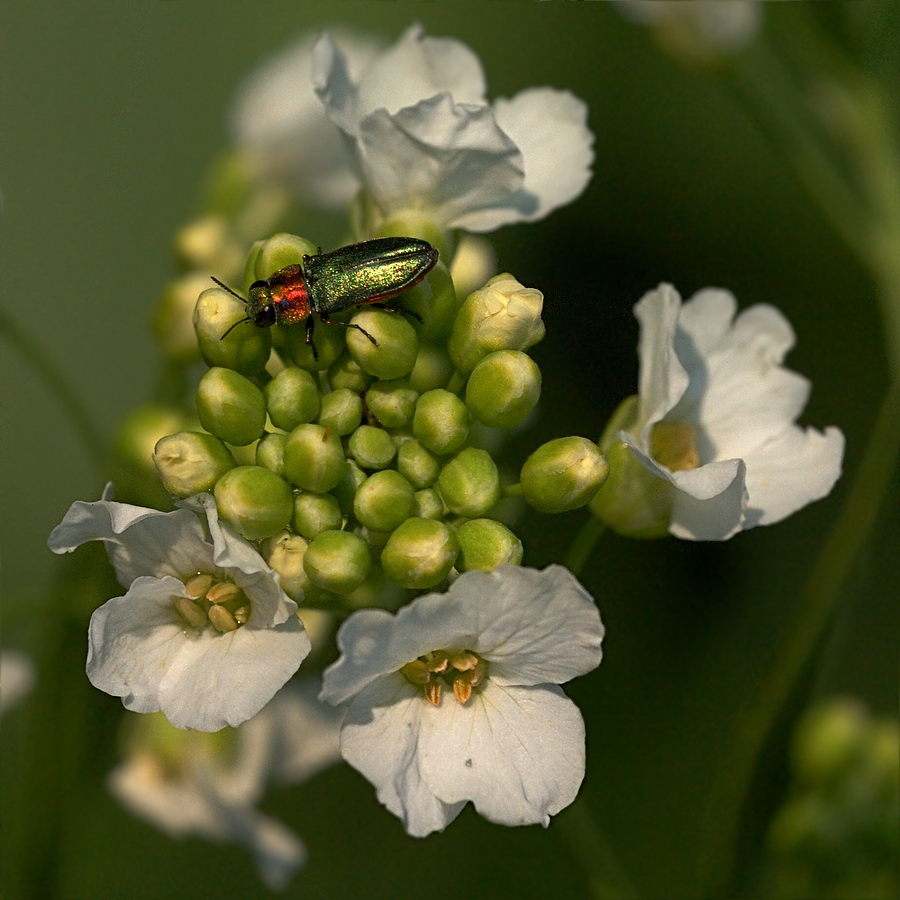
[0,308,106,478]
[558,797,642,900]
[727,37,874,268]
[698,376,900,897]
[557,515,632,897]
[565,515,607,577]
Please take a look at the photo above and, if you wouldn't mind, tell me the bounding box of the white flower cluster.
[234,23,595,235]
[46,21,848,891]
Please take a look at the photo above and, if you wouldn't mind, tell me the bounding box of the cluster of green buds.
[765,697,900,899]
[153,233,608,605]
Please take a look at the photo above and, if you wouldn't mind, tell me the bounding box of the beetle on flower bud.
[214,237,439,358]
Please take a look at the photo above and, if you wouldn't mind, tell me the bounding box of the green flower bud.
[256,432,287,477]
[346,309,419,380]
[284,324,345,372]
[590,396,671,538]
[303,530,371,595]
[449,234,497,300]
[194,287,271,375]
[365,379,418,428]
[353,470,416,533]
[398,260,457,343]
[413,488,445,520]
[213,465,293,540]
[396,439,441,489]
[408,344,454,393]
[412,389,470,455]
[197,367,267,446]
[317,388,363,436]
[264,367,320,431]
[283,424,345,493]
[455,519,523,571]
[328,351,375,393]
[449,273,545,376]
[466,350,541,429]
[153,272,210,363]
[331,458,368,515]
[250,233,318,281]
[791,698,870,785]
[348,425,397,470]
[381,518,459,589]
[117,405,186,474]
[175,215,244,275]
[153,432,236,498]
[293,492,343,540]
[438,448,502,517]
[261,531,311,603]
[521,437,609,514]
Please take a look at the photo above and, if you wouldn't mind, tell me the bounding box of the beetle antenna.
[211,276,248,305]
[220,316,252,340]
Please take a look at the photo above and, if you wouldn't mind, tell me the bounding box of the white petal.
[676,300,811,460]
[354,23,487,120]
[321,605,457,706]
[312,32,363,137]
[357,95,525,231]
[419,682,585,827]
[458,566,604,686]
[672,288,737,361]
[230,31,372,209]
[181,493,298,628]
[0,649,36,715]
[48,499,212,587]
[633,285,690,439]
[108,754,224,839]
[741,425,845,528]
[669,459,749,540]
[489,88,594,227]
[159,616,310,732]
[240,680,343,788]
[86,576,190,714]
[210,801,307,892]
[339,674,465,836]
[622,434,748,540]
[321,566,602,705]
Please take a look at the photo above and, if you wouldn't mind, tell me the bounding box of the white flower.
[312,24,594,234]
[608,284,845,541]
[109,681,342,891]
[231,30,381,210]
[1,649,36,716]
[615,1,764,58]
[320,565,604,837]
[47,490,310,731]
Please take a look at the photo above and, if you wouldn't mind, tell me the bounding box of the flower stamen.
[175,573,251,633]
[401,649,489,706]
[650,421,700,472]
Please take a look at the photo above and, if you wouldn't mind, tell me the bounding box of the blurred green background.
[2,2,897,899]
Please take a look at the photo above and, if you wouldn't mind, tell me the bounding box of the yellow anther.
[206,581,243,605]
[400,660,431,685]
[232,606,249,625]
[453,674,473,704]
[208,604,239,633]
[183,573,214,599]
[424,651,450,674]
[175,596,208,628]
[650,421,700,472]
[450,651,479,672]
[424,681,443,707]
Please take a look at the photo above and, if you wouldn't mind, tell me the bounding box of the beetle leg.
[318,313,379,347]
[305,315,319,361]
[370,302,423,324]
